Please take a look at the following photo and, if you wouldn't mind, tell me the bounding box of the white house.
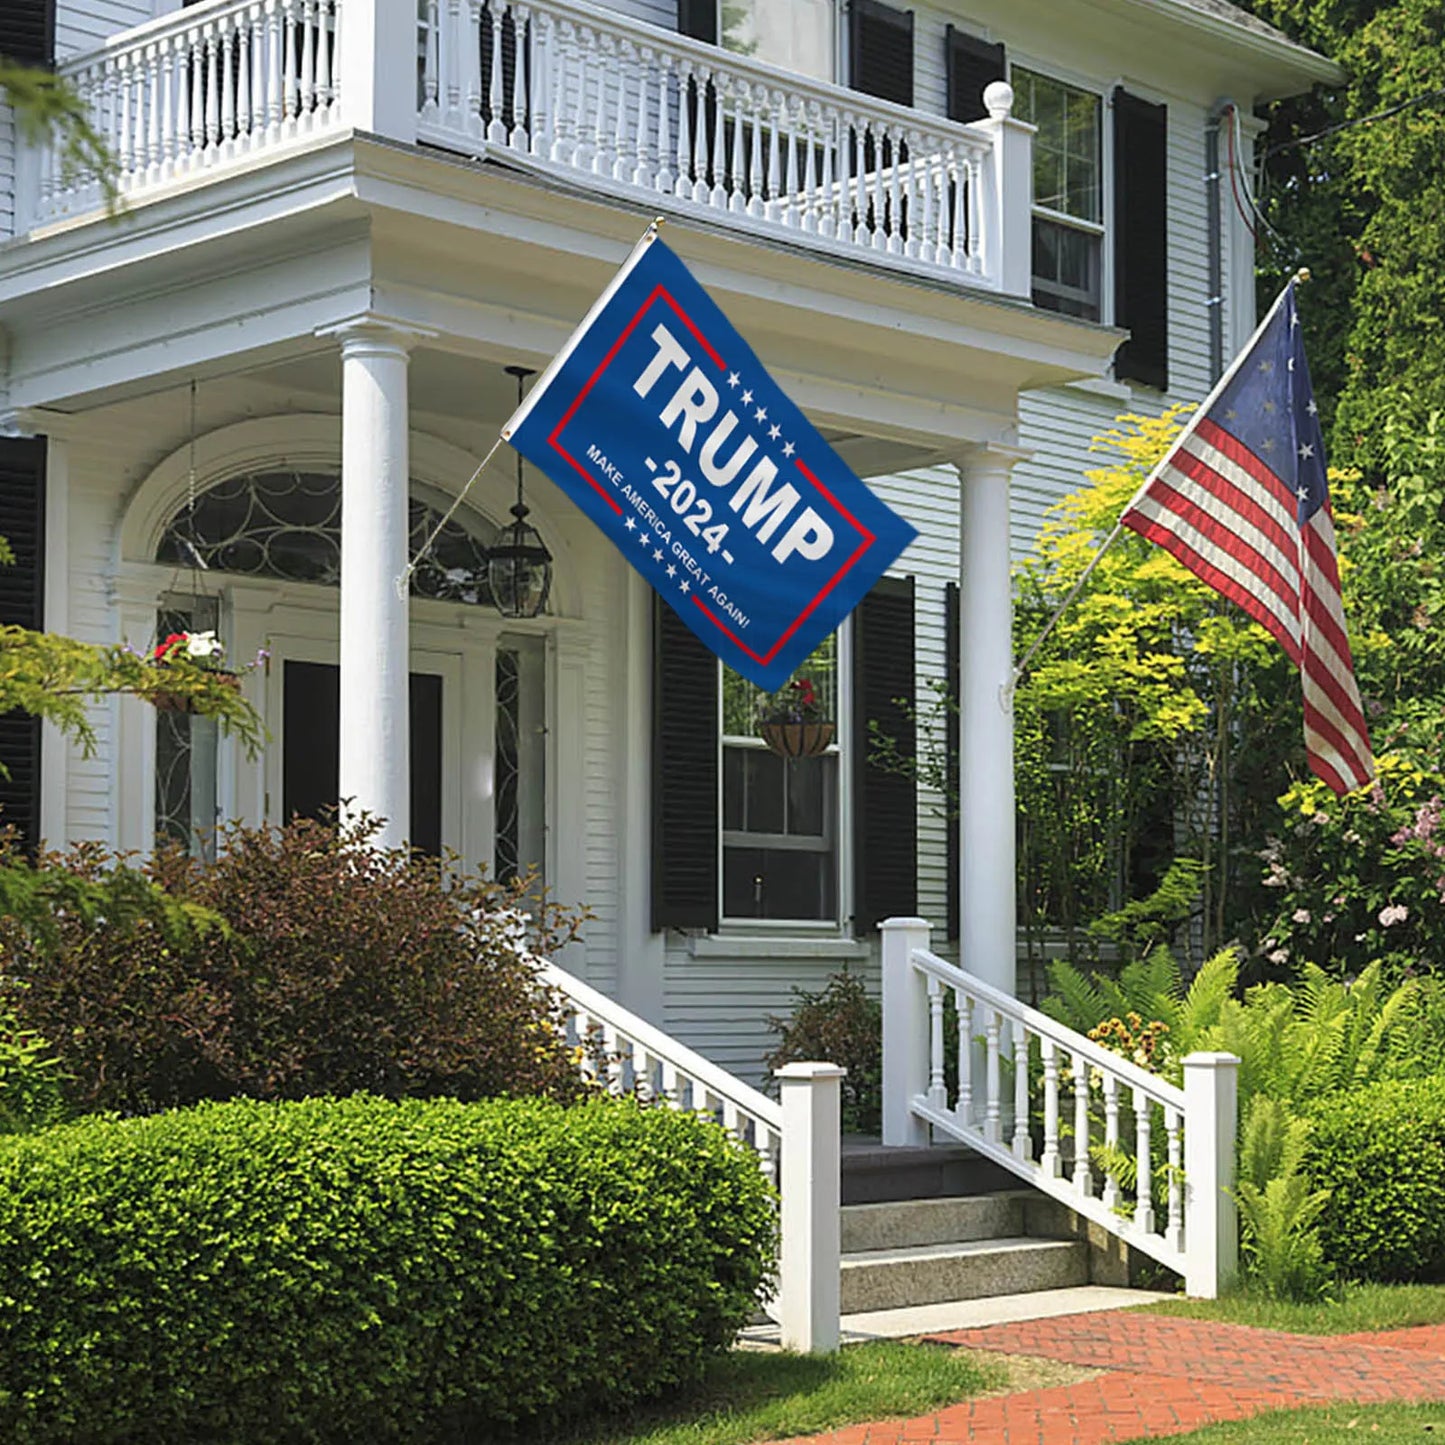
[0,0,1336,1085]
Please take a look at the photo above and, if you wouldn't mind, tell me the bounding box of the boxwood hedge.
[1305,1074,1445,1283]
[0,1094,778,1443]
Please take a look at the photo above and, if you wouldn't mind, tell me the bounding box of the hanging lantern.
[490,365,554,620]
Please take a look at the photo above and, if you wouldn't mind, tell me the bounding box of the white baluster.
[612,41,631,181]
[653,53,673,189]
[721,1098,741,1142]
[800,102,818,233]
[266,0,283,134]
[935,146,951,262]
[592,32,614,177]
[282,2,298,123]
[157,38,176,175]
[114,53,134,179]
[954,988,971,1126]
[570,27,591,167]
[603,1023,623,1095]
[782,96,799,226]
[757,1125,778,1187]
[221,24,238,147]
[683,64,705,202]
[1040,1039,1061,1177]
[836,110,854,241]
[1012,1018,1031,1161]
[727,84,744,212]
[870,125,886,249]
[173,37,190,168]
[853,122,868,244]
[294,0,312,122]
[917,141,935,263]
[1102,1075,1121,1209]
[1165,1105,1184,1251]
[531,8,553,157]
[709,70,726,207]
[817,107,835,238]
[659,1057,679,1103]
[673,61,696,199]
[1134,1089,1155,1233]
[249,4,267,139]
[927,976,946,1110]
[1073,1050,1093,1195]
[887,127,903,253]
[765,91,782,220]
[632,44,651,185]
[145,43,163,176]
[462,0,483,135]
[235,25,252,144]
[967,153,983,274]
[746,84,763,217]
[487,0,506,143]
[510,3,531,150]
[315,0,331,116]
[985,1010,1002,1144]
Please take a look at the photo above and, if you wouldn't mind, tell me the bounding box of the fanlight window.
[156,470,498,605]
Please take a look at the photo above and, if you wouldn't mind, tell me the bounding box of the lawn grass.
[515,1341,1005,1445]
[1139,1401,1445,1442]
[1143,1282,1445,1336]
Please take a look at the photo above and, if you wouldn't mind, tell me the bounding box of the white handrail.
[881,917,1238,1298]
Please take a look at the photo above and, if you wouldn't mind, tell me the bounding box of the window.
[720,0,835,81]
[1012,68,1103,320]
[720,634,839,923]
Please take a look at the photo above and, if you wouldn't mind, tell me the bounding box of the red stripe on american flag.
[1147,472,1300,618]
[1120,508,1303,663]
[1170,445,1299,568]
[1196,418,1299,516]
[1303,691,1372,784]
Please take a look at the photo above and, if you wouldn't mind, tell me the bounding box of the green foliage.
[764,969,880,1134]
[1305,1075,1445,1283]
[0,1006,65,1136]
[0,59,117,212]
[0,816,588,1115]
[1233,1097,1333,1302]
[0,1094,778,1444]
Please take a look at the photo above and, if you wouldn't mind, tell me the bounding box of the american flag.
[1120,282,1374,795]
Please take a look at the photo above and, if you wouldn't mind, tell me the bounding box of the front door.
[280,660,444,855]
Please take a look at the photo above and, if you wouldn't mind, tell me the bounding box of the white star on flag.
[727,371,740,388]
[769,424,781,440]
[679,580,690,594]
[653,549,663,562]
[624,517,636,531]
[741,389,753,405]
[783,441,795,457]
[755,406,768,423]
[666,564,676,578]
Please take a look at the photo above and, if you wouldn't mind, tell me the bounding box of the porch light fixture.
[489,365,553,619]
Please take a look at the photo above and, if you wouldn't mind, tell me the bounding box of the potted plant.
[758,677,834,758]
[149,630,242,713]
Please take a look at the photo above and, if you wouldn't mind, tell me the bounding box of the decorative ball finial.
[984,80,1014,121]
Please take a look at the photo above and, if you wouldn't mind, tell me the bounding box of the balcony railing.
[24,0,1032,296]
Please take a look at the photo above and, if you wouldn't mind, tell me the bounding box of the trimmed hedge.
[0,1094,778,1443]
[1305,1074,1445,1283]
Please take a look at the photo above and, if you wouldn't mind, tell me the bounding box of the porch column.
[325,317,426,851]
[955,444,1030,996]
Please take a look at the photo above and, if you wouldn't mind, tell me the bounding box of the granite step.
[840,1139,1018,1205]
[841,1192,1029,1253]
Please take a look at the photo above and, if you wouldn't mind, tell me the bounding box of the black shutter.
[849,0,913,109]
[852,575,916,932]
[0,438,46,852]
[676,0,716,44]
[0,0,54,65]
[1113,88,1169,391]
[944,26,1004,124]
[651,596,718,932]
[944,581,959,941]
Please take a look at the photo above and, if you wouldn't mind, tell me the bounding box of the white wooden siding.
[0,104,14,242]
[595,0,675,30]
[54,0,155,57]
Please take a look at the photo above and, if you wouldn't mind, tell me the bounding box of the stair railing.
[880,917,1239,1298]
[539,957,842,1352]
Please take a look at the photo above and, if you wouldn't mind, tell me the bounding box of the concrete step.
[841,1192,1027,1252]
[841,1139,1018,1204]
[840,1236,1089,1314]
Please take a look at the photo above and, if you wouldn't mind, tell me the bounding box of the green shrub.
[0,817,586,1114]
[0,1005,65,1135]
[1305,1075,1445,1283]
[0,1094,778,1444]
[765,968,880,1133]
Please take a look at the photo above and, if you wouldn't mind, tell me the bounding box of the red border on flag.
[548,286,875,666]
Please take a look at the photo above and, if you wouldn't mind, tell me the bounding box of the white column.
[776,1061,844,1354]
[325,317,426,851]
[956,444,1029,997]
[1182,1051,1240,1298]
[975,81,1035,298]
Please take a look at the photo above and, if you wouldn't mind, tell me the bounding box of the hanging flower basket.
[151,671,240,714]
[758,719,835,758]
[148,631,243,714]
[757,677,833,758]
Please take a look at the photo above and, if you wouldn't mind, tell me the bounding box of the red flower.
[153,633,188,661]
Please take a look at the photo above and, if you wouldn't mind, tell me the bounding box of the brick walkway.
[765,1312,1445,1444]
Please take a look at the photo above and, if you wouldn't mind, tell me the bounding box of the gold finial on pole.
[1292,266,1312,285]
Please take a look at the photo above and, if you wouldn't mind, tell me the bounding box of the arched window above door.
[155,470,499,606]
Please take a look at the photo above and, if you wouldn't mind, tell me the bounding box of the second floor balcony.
[21,0,1034,298]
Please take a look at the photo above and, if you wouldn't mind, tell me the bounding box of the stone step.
[840,1236,1089,1315]
[841,1139,1018,1204]
[841,1192,1027,1253]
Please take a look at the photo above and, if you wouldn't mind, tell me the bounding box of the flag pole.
[1010,267,1312,688]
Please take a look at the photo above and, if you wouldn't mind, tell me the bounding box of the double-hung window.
[720,635,840,924]
[718,0,837,82]
[1012,67,1104,321]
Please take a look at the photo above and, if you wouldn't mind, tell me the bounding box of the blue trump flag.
[502,227,917,692]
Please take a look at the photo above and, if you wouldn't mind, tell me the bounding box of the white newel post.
[881,916,932,1147]
[975,81,1034,298]
[326,318,426,851]
[1182,1051,1239,1298]
[776,1062,844,1354]
[337,0,418,140]
[956,445,1028,998]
